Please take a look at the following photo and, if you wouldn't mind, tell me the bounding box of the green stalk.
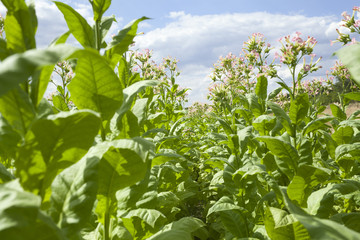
[104,199,110,240]
[94,18,102,52]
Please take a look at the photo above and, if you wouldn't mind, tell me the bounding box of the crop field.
[0,1,360,240]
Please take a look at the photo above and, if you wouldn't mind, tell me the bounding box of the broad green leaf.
[264,207,309,240]
[0,44,78,97]
[247,93,263,117]
[0,38,9,60]
[116,110,140,139]
[289,93,309,125]
[132,98,148,126]
[121,209,165,228]
[0,87,35,136]
[332,126,354,145]
[17,110,101,200]
[68,49,123,120]
[331,213,360,233]
[110,80,158,133]
[330,104,347,121]
[307,184,335,218]
[302,116,333,135]
[148,217,207,240]
[281,189,360,240]
[4,14,26,52]
[335,143,360,161]
[30,65,55,106]
[0,180,66,240]
[100,15,116,44]
[52,95,70,112]
[0,113,21,156]
[287,165,331,207]
[91,0,111,21]
[344,92,360,101]
[49,153,99,238]
[106,17,149,58]
[96,138,153,223]
[54,1,95,48]
[253,115,276,135]
[257,136,299,178]
[207,196,243,217]
[337,44,360,87]
[268,101,294,136]
[320,130,337,160]
[255,75,267,101]
[267,86,282,101]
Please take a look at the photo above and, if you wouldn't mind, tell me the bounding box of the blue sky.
[1,0,358,103]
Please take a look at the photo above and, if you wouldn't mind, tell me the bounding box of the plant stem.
[104,199,110,240]
[94,19,102,52]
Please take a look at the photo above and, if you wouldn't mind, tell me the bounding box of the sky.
[1,0,359,104]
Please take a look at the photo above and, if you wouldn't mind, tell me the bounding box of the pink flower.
[304,64,311,72]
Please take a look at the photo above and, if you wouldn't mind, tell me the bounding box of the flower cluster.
[329,60,359,91]
[209,33,276,106]
[331,6,360,45]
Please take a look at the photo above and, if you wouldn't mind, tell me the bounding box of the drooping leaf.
[96,138,153,223]
[0,113,21,156]
[302,116,334,135]
[253,115,276,135]
[332,126,354,145]
[17,110,101,201]
[287,165,331,207]
[49,152,99,238]
[335,143,360,161]
[281,189,360,240]
[0,87,35,136]
[0,180,66,240]
[264,206,309,240]
[68,49,123,120]
[267,101,294,136]
[121,209,166,228]
[257,136,299,178]
[0,44,78,97]
[54,1,95,48]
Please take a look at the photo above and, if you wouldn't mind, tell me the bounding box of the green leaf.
[335,143,360,161]
[0,44,78,97]
[96,138,153,223]
[50,31,71,46]
[332,126,354,145]
[148,217,207,240]
[253,115,276,135]
[54,1,95,48]
[281,188,360,240]
[91,0,111,21]
[100,15,116,43]
[0,87,35,136]
[302,116,333,135]
[264,206,309,240]
[3,0,37,52]
[255,75,267,101]
[268,101,294,136]
[30,65,55,106]
[330,104,347,121]
[17,110,101,201]
[289,93,309,125]
[0,180,66,240]
[267,87,282,101]
[287,165,331,207]
[116,110,140,138]
[106,17,149,58]
[49,153,99,238]
[0,113,21,156]
[68,49,123,120]
[247,93,263,117]
[110,80,158,133]
[337,44,360,87]
[132,98,148,126]
[121,209,165,228]
[52,95,70,112]
[0,162,15,183]
[344,92,360,102]
[257,136,299,178]
[207,196,243,217]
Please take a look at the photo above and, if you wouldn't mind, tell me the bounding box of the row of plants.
[0,0,360,239]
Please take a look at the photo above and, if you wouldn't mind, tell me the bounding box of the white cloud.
[134,11,344,104]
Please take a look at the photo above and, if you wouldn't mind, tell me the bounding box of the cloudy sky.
[1,0,359,104]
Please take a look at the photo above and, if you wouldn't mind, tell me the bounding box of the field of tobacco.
[0,0,360,239]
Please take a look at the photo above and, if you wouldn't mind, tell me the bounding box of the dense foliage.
[0,0,360,239]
